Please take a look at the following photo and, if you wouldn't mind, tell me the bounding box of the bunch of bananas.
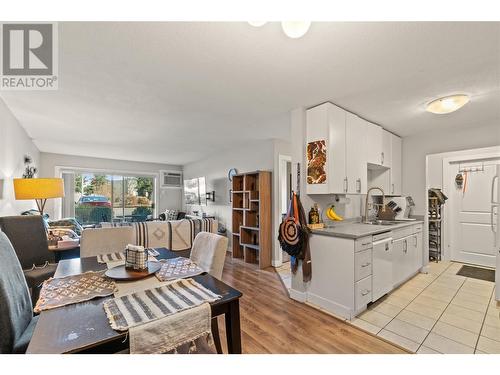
[326,204,344,221]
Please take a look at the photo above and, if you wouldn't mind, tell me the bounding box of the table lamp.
[14,178,64,216]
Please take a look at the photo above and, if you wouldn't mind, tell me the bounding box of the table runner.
[34,271,116,313]
[97,251,158,269]
[156,257,204,282]
[129,302,216,354]
[103,278,221,331]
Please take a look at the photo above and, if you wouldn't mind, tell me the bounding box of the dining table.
[26,248,243,354]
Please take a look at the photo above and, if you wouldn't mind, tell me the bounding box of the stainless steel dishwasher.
[372,231,393,302]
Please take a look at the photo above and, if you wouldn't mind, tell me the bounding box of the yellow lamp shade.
[14,178,65,200]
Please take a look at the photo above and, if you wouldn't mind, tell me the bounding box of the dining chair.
[80,226,135,258]
[189,232,228,353]
[0,216,56,307]
[0,231,39,353]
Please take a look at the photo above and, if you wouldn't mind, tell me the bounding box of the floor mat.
[457,265,495,282]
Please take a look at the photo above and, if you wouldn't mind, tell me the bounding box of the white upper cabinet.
[346,113,367,194]
[306,102,402,196]
[390,134,402,195]
[306,103,346,195]
[364,121,383,165]
[381,130,392,168]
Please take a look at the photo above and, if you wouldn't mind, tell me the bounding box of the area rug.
[457,265,495,282]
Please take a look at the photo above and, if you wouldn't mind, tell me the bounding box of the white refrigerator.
[492,165,500,301]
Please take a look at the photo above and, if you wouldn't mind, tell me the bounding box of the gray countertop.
[311,220,423,239]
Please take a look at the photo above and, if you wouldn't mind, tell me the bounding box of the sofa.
[80,218,218,257]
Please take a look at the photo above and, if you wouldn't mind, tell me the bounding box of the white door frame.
[442,151,500,262]
[273,154,292,267]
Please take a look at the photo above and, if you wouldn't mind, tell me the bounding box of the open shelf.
[231,171,271,269]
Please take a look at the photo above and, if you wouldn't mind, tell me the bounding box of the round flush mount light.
[248,21,267,27]
[426,94,470,114]
[281,21,311,39]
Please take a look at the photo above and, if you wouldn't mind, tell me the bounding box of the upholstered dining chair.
[0,231,39,353]
[80,226,135,258]
[0,216,56,307]
[189,232,228,353]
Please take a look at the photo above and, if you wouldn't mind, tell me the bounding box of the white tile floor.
[351,261,500,354]
[276,262,292,290]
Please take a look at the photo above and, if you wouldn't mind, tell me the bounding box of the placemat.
[156,257,204,282]
[34,271,116,313]
[103,278,221,331]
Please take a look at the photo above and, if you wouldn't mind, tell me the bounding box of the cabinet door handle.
[414,236,417,246]
[392,183,395,195]
[492,176,499,204]
[385,243,389,251]
[403,239,407,253]
[361,289,370,296]
[361,262,371,268]
[381,152,384,165]
[344,177,348,193]
[362,241,371,246]
[356,178,361,193]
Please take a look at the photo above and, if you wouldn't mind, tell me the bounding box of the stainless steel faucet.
[364,187,386,223]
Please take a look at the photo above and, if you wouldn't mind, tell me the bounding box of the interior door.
[451,163,498,267]
[494,165,499,300]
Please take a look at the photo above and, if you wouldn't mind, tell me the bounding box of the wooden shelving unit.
[231,171,271,269]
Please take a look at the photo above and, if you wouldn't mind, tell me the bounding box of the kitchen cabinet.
[346,113,367,194]
[392,224,423,287]
[390,134,402,195]
[364,120,383,165]
[306,103,346,195]
[306,102,402,195]
[382,130,392,168]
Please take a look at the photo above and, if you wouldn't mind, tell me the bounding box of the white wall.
[403,123,500,216]
[39,152,183,218]
[0,99,40,216]
[182,140,276,251]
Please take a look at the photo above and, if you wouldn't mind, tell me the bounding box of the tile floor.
[276,262,292,291]
[350,261,500,354]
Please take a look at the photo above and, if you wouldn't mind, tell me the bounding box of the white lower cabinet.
[355,276,372,311]
[290,223,425,320]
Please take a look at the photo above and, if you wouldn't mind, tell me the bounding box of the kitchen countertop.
[311,220,423,239]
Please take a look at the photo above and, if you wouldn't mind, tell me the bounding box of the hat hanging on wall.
[455,173,464,188]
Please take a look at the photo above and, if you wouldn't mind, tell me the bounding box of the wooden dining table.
[27,248,243,354]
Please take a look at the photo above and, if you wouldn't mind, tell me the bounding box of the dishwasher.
[372,231,393,302]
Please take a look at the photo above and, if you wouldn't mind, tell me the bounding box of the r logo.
[2,23,53,76]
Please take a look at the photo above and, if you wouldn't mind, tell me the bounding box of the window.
[62,170,156,226]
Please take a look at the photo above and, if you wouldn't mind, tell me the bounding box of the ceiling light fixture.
[426,94,470,114]
[248,21,267,27]
[281,21,311,39]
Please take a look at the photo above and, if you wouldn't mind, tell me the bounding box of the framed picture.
[307,140,327,184]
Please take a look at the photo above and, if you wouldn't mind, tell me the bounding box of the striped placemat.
[103,278,221,331]
[97,252,126,263]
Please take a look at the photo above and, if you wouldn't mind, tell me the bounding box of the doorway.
[445,158,500,267]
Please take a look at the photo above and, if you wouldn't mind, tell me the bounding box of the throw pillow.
[164,209,179,221]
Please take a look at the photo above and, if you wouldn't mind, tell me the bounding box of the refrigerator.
[492,165,500,301]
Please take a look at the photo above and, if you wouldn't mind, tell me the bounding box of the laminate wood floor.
[216,255,406,354]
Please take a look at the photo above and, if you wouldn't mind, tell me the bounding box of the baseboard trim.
[289,288,306,303]
[307,292,353,320]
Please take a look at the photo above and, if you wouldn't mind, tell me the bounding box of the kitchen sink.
[361,220,399,226]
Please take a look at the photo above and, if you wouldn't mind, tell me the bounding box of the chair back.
[80,226,135,258]
[0,231,33,353]
[0,216,53,269]
[190,232,228,280]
